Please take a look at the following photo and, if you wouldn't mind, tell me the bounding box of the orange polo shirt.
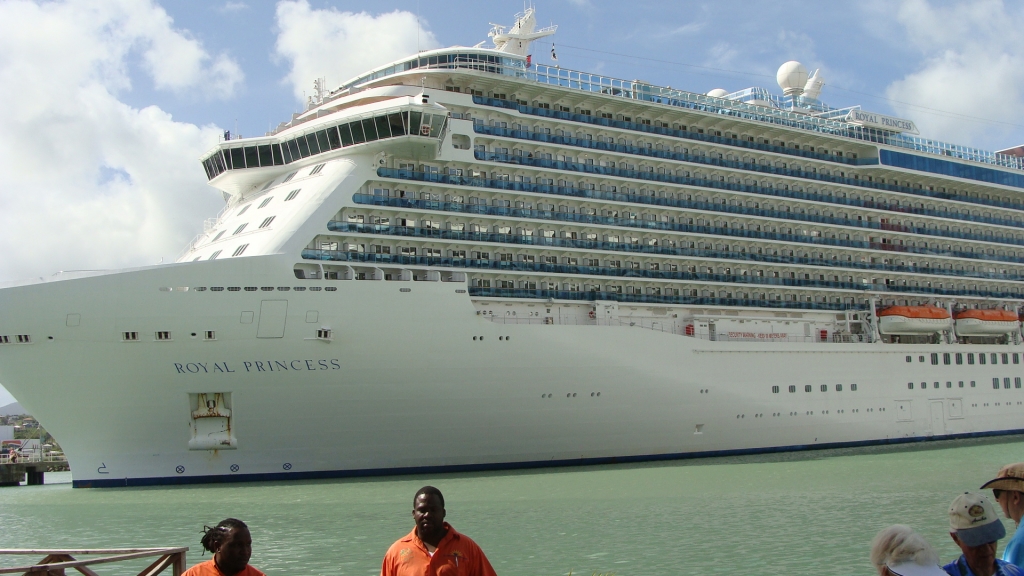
[381,523,497,576]
[182,559,265,576]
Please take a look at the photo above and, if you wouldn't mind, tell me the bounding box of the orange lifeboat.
[877,306,952,335]
[954,309,1020,336]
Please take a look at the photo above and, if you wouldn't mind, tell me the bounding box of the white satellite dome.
[777,61,808,96]
[706,88,728,98]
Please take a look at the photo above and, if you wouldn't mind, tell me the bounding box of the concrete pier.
[0,463,47,486]
[0,455,65,486]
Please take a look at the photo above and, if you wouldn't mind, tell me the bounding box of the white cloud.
[884,0,1024,147]
[274,0,439,102]
[220,1,248,12]
[0,0,237,282]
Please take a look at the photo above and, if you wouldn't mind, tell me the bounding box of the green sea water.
[3,438,1024,576]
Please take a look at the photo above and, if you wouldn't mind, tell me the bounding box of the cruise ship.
[3,10,1024,487]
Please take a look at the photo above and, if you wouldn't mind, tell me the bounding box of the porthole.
[804,385,812,392]
[820,384,827,392]
[788,385,796,393]
[851,384,858,391]
[771,385,780,393]
[905,355,912,363]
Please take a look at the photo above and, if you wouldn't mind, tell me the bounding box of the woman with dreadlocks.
[181,518,265,576]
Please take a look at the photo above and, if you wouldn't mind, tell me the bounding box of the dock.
[0,453,69,486]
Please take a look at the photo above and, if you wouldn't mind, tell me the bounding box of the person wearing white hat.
[982,463,1024,565]
[943,492,1023,576]
[870,524,948,576]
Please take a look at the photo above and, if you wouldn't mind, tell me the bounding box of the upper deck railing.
[521,63,1024,173]
[340,49,1024,174]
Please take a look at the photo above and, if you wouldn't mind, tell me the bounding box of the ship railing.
[472,122,1024,225]
[331,218,1024,283]
[487,314,678,334]
[687,332,864,344]
[471,148,1024,246]
[517,65,1024,173]
[304,246,1024,302]
[373,169,1024,266]
[0,452,67,465]
[0,548,187,576]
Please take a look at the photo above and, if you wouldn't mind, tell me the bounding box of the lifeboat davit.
[877,306,952,335]
[954,309,1020,336]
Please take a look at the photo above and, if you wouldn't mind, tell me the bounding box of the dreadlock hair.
[413,486,444,508]
[200,518,248,555]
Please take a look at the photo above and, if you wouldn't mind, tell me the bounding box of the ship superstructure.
[2,9,1024,487]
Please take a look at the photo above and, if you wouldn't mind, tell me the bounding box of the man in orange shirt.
[381,486,498,576]
[182,518,266,576]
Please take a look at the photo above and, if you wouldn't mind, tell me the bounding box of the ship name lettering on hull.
[173,359,341,374]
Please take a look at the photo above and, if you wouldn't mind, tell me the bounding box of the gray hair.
[870,525,940,568]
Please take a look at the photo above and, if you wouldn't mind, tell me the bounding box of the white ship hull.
[1,258,1022,487]
[6,9,1024,486]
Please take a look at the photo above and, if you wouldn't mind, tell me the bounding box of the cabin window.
[933,382,939,389]
[788,385,796,393]
[920,382,927,390]
[918,355,925,363]
[1002,353,1009,365]
[968,353,975,365]
[943,353,951,365]
[835,384,843,392]
[956,353,963,365]
[1015,353,1021,365]
[905,355,912,363]
[930,353,938,365]
[851,384,858,391]
[994,378,1001,389]
[971,381,976,388]
[820,385,827,392]
[1017,377,1022,389]
[804,385,812,392]
[1005,378,1012,389]
[907,382,914,390]
[980,353,987,365]
[772,386,779,393]
[991,353,998,364]
[946,382,952,388]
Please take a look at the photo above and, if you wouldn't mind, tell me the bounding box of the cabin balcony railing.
[330,219,1024,283]
[301,248,1022,301]
[366,175,1024,267]
[473,84,1024,174]
[473,123,1024,226]
[471,149,1024,244]
[475,96,869,166]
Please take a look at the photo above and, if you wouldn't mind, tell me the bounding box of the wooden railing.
[0,548,187,576]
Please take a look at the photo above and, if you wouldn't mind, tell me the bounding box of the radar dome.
[776,61,808,96]
[706,88,728,98]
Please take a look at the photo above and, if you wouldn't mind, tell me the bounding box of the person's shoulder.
[240,565,267,576]
[941,558,961,576]
[998,559,1024,576]
[181,560,218,576]
[384,531,418,556]
[447,527,486,553]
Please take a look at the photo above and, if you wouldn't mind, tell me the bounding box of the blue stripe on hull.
[73,428,1024,488]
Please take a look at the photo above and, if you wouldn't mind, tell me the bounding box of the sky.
[1,0,1023,406]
